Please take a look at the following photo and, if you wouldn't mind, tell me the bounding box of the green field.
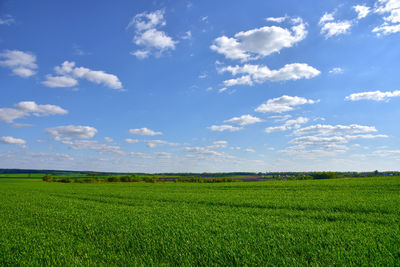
[0,177,399,265]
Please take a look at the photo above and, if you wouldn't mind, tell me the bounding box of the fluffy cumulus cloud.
[0,50,37,77]
[42,61,123,90]
[219,63,320,88]
[127,9,177,58]
[0,136,27,148]
[46,125,97,139]
[353,5,371,19]
[293,124,377,136]
[255,95,317,113]
[42,75,78,88]
[265,117,309,133]
[224,114,262,126]
[373,0,400,35]
[210,18,307,62]
[345,90,400,101]
[208,125,243,132]
[319,12,353,38]
[129,127,162,136]
[0,101,67,123]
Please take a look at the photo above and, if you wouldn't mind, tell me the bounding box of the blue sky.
[1,0,400,172]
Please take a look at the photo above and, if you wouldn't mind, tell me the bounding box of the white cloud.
[319,12,352,38]
[129,127,162,136]
[265,117,309,133]
[255,95,317,113]
[372,23,400,34]
[72,44,90,56]
[290,136,348,147]
[223,75,253,87]
[0,15,15,25]
[0,108,26,123]
[0,50,37,77]
[269,114,292,122]
[345,134,388,140]
[224,114,262,126]
[208,140,228,149]
[182,31,192,40]
[145,139,178,148]
[265,16,288,23]
[0,136,26,148]
[127,9,166,31]
[47,125,97,139]
[125,138,139,144]
[384,8,400,23]
[155,152,172,159]
[244,148,256,153]
[375,0,400,13]
[210,19,307,62]
[278,147,348,159]
[375,0,400,22]
[71,68,122,89]
[128,10,177,58]
[209,125,243,132]
[104,137,114,142]
[373,0,400,35]
[134,28,176,50]
[130,50,150,59]
[320,21,352,38]
[329,67,344,74]
[182,146,224,157]
[319,12,335,24]
[129,152,153,159]
[219,63,320,87]
[353,5,371,19]
[61,140,123,155]
[371,149,400,158]
[42,75,78,87]
[265,125,288,133]
[278,125,388,160]
[199,72,208,79]
[14,101,67,116]
[293,124,377,136]
[43,61,123,90]
[345,90,400,101]
[13,68,36,77]
[0,101,67,123]
[285,117,309,126]
[286,134,387,153]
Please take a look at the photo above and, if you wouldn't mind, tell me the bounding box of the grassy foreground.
[0,177,399,265]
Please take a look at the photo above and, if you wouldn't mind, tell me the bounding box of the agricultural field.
[0,177,399,265]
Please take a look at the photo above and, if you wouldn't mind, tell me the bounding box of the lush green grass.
[0,177,399,265]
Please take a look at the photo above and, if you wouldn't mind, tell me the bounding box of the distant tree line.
[42,174,242,184]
